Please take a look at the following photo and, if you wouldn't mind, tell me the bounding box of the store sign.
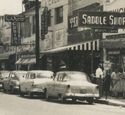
[48,0,62,5]
[69,11,125,29]
[11,22,21,46]
[79,11,125,28]
[5,15,25,22]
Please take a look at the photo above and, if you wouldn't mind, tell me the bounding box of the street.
[0,91,125,115]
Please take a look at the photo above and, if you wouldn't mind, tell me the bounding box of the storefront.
[42,39,101,75]
[0,52,16,70]
[102,35,125,70]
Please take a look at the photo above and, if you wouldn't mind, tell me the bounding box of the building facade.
[41,0,103,74]
[102,0,125,71]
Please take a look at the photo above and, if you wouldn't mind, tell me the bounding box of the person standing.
[95,65,103,84]
[95,65,103,97]
[103,70,111,99]
[110,68,118,97]
[117,68,125,98]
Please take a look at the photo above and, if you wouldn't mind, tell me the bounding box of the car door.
[53,74,65,97]
[4,73,12,91]
[20,73,30,92]
[47,77,56,97]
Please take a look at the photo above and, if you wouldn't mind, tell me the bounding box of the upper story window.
[48,10,51,26]
[55,6,63,24]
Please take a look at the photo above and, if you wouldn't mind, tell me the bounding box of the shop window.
[55,6,63,24]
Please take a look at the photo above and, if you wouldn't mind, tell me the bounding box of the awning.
[101,38,125,49]
[15,58,36,65]
[41,39,100,54]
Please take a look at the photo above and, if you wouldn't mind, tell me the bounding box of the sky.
[0,0,23,15]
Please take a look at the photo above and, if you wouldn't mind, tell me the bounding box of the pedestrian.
[95,65,104,97]
[95,65,103,84]
[103,70,111,99]
[116,68,125,98]
[110,68,118,97]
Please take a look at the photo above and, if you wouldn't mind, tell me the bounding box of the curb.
[95,99,125,107]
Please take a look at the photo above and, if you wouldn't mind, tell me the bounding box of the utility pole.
[35,0,40,69]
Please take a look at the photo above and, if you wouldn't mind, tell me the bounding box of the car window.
[30,73,36,79]
[57,73,68,82]
[57,72,90,82]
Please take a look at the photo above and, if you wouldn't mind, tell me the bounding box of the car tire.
[86,97,94,104]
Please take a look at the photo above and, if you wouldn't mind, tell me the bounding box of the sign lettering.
[69,12,125,30]
[5,15,25,22]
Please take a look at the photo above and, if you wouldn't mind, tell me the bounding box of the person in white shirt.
[95,65,103,79]
[95,65,104,97]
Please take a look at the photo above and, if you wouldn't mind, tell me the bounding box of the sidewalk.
[95,97,125,107]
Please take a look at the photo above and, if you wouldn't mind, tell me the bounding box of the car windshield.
[58,72,90,82]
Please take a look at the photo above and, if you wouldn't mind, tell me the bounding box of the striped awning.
[67,39,100,51]
[41,39,100,54]
[15,58,36,65]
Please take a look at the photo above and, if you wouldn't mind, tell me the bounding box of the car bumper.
[64,93,99,99]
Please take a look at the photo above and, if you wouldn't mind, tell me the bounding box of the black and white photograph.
[0,0,125,115]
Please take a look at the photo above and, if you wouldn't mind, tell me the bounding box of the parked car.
[3,71,27,93]
[19,70,54,98]
[45,71,99,104]
[0,71,10,89]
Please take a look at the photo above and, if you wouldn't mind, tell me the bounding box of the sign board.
[41,7,48,39]
[79,11,125,28]
[11,22,21,46]
[69,11,125,30]
[5,15,25,22]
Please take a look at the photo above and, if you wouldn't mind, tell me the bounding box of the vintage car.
[19,70,54,98]
[0,71,10,89]
[3,71,27,93]
[45,71,99,104]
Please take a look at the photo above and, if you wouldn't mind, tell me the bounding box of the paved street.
[0,91,125,115]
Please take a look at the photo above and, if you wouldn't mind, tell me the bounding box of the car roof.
[28,70,53,73]
[57,71,86,74]
[10,71,27,74]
